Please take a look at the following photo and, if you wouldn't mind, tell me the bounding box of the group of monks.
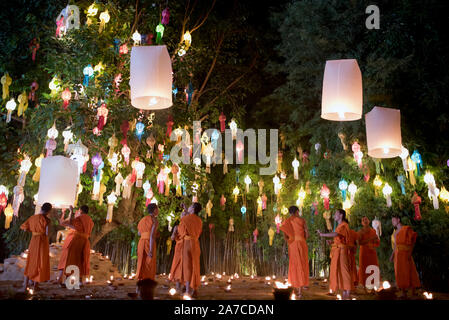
[20,201,421,300]
[20,203,94,292]
[136,202,203,298]
[281,206,421,299]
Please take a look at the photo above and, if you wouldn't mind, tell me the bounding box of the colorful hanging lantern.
[292,158,299,180]
[205,199,213,217]
[352,142,363,168]
[338,179,348,201]
[220,194,226,211]
[183,31,192,50]
[132,30,141,45]
[240,206,246,220]
[424,171,440,209]
[18,156,32,187]
[46,124,59,157]
[121,144,130,165]
[5,98,16,123]
[130,45,172,110]
[365,106,402,158]
[106,192,117,223]
[83,64,94,86]
[91,153,102,178]
[229,119,237,140]
[62,129,73,152]
[61,88,71,109]
[273,175,281,195]
[268,227,275,246]
[0,185,8,214]
[439,187,449,213]
[321,59,362,121]
[244,175,252,193]
[411,150,423,176]
[233,186,239,203]
[161,7,170,25]
[274,214,282,234]
[132,158,145,187]
[236,140,244,162]
[219,112,226,133]
[114,173,124,196]
[296,187,306,214]
[155,23,164,43]
[17,92,28,117]
[382,183,392,207]
[342,198,352,217]
[228,217,234,232]
[256,196,262,216]
[399,146,409,172]
[373,175,382,196]
[397,175,406,195]
[348,182,357,205]
[135,122,145,141]
[253,228,259,243]
[4,204,13,229]
[1,73,12,100]
[261,193,267,210]
[98,10,110,33]
[204,143,214,173]
[406,157,417,186]
[320,184,330,210]
[411,192,422,221]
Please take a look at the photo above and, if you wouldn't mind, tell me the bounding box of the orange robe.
[20,214,50,283]
[179,214,202,290]
[348,229,359,288]
[58,229,75,270]
[329,221,352,292]
[136,215,157,280]
[357,227,379,286]
[280,216,309,288]
[394,226,421,289]
[65,214,94,277]
[169,230,184,282]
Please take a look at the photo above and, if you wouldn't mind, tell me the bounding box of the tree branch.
[190,0,217,33]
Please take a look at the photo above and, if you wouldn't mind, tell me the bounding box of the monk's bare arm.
[148,218,158,258]
[317,231,338,238]
[171,225,178,241]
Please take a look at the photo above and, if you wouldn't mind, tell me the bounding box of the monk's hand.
[316,230,322,237]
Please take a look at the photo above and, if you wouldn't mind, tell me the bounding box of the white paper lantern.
[365,106,402,158]
[129,45,172,110]
[37,156,78,208]
[321,59,362,121]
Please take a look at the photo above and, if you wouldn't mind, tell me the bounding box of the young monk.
[358,216,380,291]
[279,205,309,298]
[317,209,352,300]
[61,205,94,285]
[179,202,203,298]
[169,205,188,293]
[20,202,52,292]
[136,203,159,281]
[54,208,78,285]
[348,228,359,289]
[390,215,420,298]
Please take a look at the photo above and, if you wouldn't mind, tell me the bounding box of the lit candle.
[169,288,176,296]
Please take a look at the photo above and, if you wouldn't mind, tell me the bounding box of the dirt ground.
[1,274,447,300]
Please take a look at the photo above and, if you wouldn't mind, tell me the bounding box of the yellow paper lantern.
[129,45,173,110]
[321,59,362,121]
[365,106,402,158]
[4,204,13,229]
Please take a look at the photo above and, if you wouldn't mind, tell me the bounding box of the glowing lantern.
[424,171,439,209]
[411,192,422,221]
[253,228,259,243]
[83,64,94,86]
[399,146,409,172]
[132,159,145,187]
[228,217,234,232]
[382,183,392,207]
[155,23,164,43]
[229,119,237,140]
[106,192,117,223]
[121,144,130,165]
[1,73,12,100]
[86,3,98,24]
[439,186,449,213]
[132,30,141,45]
[275,214,282,233]
[244,175,252,193]
[343,198,352,216]
[241,206,246,220]
[62,129,73,152]
[49,76,61,94]
[411,150,423,176]
[61,88,71,109]
[273,175,281,195]
[114,173,123,196]
[268,227,275,246]
[5,98,16,123]
[373,175,382,196]
[130,46,172,110]
[365,106,402,158]
[233,186,239,202]
[292,158,299,180]
[256,196,262,216]
[321,59,362,121]
[352,142,363,168]
[338,179,348,201]
[45,124,59,157]
[348,182,357,204]
[183,31,192,50]
[320,184,330,210]
[18,156,32,187]
[4,204,13,229]
[17,92,28,117]
[37,156,78,208]
[296,187,306,213]
[0,185,8,214]
[135,122,145,141]
[99,10,110,33]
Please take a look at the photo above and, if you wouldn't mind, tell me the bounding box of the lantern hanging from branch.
[220,194,226,211]
[373,175,382,196]
[268,227,275,246]
[320,184,330,210]
[4,204,13,229]
[106,192,117,223]
[382,183,392,207]
[338,179,348,201]
[232,186,239,203]
[352,142,363,168]
[365,106,402,158]
[321,59,362,121]
[348,182,357,205]
[37,156,78,209]
[292,158,299,180]
[244,175,252,193]
[256,196,262,216]
[399,146,409,172]
[439,186,449,213]
[18,156,32,187]
[0,185,8,214]
[61,88,71,109]
[411,150,423,176]
[5,98,16,123]
[275,214,282,234]
[296,187,306,215]
[1,73,12,100]
[424,171,439,209]
[129,45,172,110]
[46,124,59,157]
[114,173,123,196]
[411,192,422,221]
[206,200,213,217]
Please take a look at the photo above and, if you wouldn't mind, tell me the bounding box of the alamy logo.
[169,121,278,175]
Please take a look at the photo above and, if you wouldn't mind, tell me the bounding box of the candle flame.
[183,294,191,300]
[265,276,271,281]
[29,288,34,295]
[169,288,176,296]
[201,276,206,282]
[110,275,114,281]
[225,285,231,291]
[204,282,208,286]
[274,281,289,289]
[290,293,296,300]
[423,292,433,300]
[382,281,391,289]
[336,294,342,300]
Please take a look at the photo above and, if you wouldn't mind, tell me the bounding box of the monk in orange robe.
[136,203,159,281]
[318,209,352,299]
[20,202,52,291]
[358,216,380,290]
[390,215,420,298]
[61,205,94,284]
[348,228,359,289]
[54,208,78,285]
[179,202,203,297]
[169,208,188,292]
[280,205,309,298]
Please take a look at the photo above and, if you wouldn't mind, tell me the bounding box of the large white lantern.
[37,156,78,208]
[321,59,362,121]
[129,45,172,110]
[365,106,402,158]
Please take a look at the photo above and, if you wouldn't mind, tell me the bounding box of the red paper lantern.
[61,88,71,109]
